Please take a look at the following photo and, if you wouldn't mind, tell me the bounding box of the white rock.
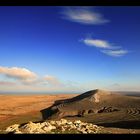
[49,121,56,125]
[61,126,65,132]
[6,124,20,132]
[60,119,67,125]
[14,130,22,134]
[49,125,56,130]
[74,120,81,124]
[42,125,56,132]
[43,127,51,132]
[92,125,99,129]
[55,121,62,126]
[86,129,93,133]
[5,119,101,134]
[66,121,72,125]
[82,131,88,134]
[70,124,77,129]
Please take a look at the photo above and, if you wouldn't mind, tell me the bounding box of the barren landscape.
[0,90,140,134]
[0,94,76,130]
[1,6,140,135]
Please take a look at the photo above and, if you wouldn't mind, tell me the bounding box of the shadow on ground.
[97,120,140,129]
[40,98,64,120]
[40,90,97,120]
[40,106,54,120]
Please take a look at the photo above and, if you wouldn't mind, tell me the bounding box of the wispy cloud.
[0,66,82,92]
[0,66,37,83]
[61,7,109,25]
[82,37,128,57]
[82,38,114,49]
[101,49,128,57]
[0,66,63,87]
[44,75,62,86]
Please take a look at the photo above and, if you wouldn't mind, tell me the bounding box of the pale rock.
[14,130,22,134]
[55,121,62,126]
[43,122,51,126]
[61,126,65,132]
[60,119,67,125]
[86,129,93,133]
[49,125,56,130]
[92,125,99,129]
[6,124,20,132]
[66,121,72,125]
[42,125,56,132]
[70,124,77,129]
[82,131,88,134]
[49,121,56,125]
[78,127,88,134]
[74,120,81,124]
[5,119,102,134]
[76,123,81,127]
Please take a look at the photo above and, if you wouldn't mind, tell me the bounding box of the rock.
[66,121,72,125]
[60,119,67,125]
[70,124,77,129]
[86,129,93,133]
[14,130,22,134]
[49,121,56,125]
[60,126,65,132]
[74,120,81,124]
[42,122,51,128]
[42,126,51,132]
[6,124,20,132]
[83,131,88,134]
[55,121,62,126]
[5,119,102,134]
[78,128,87,134]
[42,124,56,132]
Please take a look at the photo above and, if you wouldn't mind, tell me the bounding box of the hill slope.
[41,89,140,123]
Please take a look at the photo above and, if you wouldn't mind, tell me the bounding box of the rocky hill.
[41,89,140,120]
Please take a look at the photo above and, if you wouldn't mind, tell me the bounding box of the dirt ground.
[0,94,77,120]
[0,94,140,134]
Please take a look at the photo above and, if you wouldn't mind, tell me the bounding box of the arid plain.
[0,90,140,134]
[0,94,76,130]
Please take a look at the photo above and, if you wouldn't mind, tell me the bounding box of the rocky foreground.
[5,119,103,134]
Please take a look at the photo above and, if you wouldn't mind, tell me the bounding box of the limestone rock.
[6,124,20,132]
[5,119,102,134]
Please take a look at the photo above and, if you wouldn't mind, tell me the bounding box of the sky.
[0,6,140,93]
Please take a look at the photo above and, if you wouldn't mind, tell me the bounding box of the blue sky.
[0,6,140,93]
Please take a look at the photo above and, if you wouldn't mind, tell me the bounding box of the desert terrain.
[0,94,76,130]
[0,90,140,134]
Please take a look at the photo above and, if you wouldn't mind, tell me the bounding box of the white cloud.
[0,74,83,93]
[0,66,37,83]
[0,66,85,92]
[61,7,109,25]
[82,37,128,57]
[0,66,65,87]
[101,49,128,57]
[44,75,61,86]
[83,38,113,49]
